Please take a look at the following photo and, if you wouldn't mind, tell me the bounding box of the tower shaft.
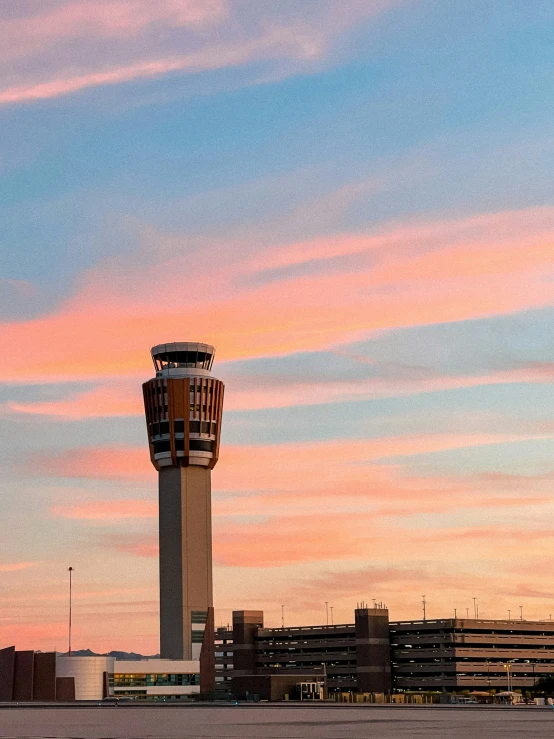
[158,467,212,660]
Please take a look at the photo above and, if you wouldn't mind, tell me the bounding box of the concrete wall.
[33,653,56,701]
[13,651,34,701]
[0,646,15,701]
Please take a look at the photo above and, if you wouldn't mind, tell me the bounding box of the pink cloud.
[37,445,153,482]
[9,383,143,419]
[0,207,552,385]
[51,499,157,520]
[0,31,302,105]
[214,513,375,567]
[34,432,552,497]
[98,514,375,567]
[0,0,397,105]
[0,562,37,573]
[104,534,159,558]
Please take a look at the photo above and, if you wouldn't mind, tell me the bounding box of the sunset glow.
[1,0,553,655]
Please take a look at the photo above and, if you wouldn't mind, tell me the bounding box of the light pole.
[281,605,285,628]
[325,601,329,626]
[519,605,523,621]
[68,566,74,657]
[330,606,334,625]
[504,662,512,693]
[422,595,426,621]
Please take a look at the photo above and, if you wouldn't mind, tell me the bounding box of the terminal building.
[57,657,200,701]
[0,649,201,702]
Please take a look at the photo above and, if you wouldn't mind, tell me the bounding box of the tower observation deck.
[142,342,224,686]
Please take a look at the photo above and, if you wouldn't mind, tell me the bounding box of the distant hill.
[59,649,160,659]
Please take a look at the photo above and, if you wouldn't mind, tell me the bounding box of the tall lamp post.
[68,566,74,657]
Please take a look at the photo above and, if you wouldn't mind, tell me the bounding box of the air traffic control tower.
[142,342,224,674]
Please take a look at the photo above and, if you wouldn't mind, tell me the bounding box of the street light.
[504,662,512,693]
[68,566,74,657]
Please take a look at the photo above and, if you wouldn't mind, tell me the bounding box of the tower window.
[189,440,212,452]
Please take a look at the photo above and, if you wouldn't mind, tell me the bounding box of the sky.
[0,0,553,654]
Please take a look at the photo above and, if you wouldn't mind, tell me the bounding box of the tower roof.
[150,342,215,376]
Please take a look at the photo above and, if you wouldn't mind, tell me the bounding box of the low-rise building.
[56,656,200,701]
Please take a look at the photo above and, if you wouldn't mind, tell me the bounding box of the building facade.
[391,618,554,691]
[216,608,392,697]
[56,656,200,701]
[215,610,554,696]
[142,341,224,691]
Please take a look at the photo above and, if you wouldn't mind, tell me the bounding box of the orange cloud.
[98,514,375,567]
[0,562,37,573]
[0,207,552,385]
[51,499,157,520]
[214,513,375,567]
[105,534,159,558]
[34,433,552,497]
[37,445,153,481]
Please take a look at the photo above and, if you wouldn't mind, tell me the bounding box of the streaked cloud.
[0,207,552,385]
[51,499,157,520]
[32,433,553,488]
[0,562,37,573]
[6,363,553,419]
[0,0,398,105]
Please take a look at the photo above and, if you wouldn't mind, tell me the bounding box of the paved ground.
[0,704,552,739]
